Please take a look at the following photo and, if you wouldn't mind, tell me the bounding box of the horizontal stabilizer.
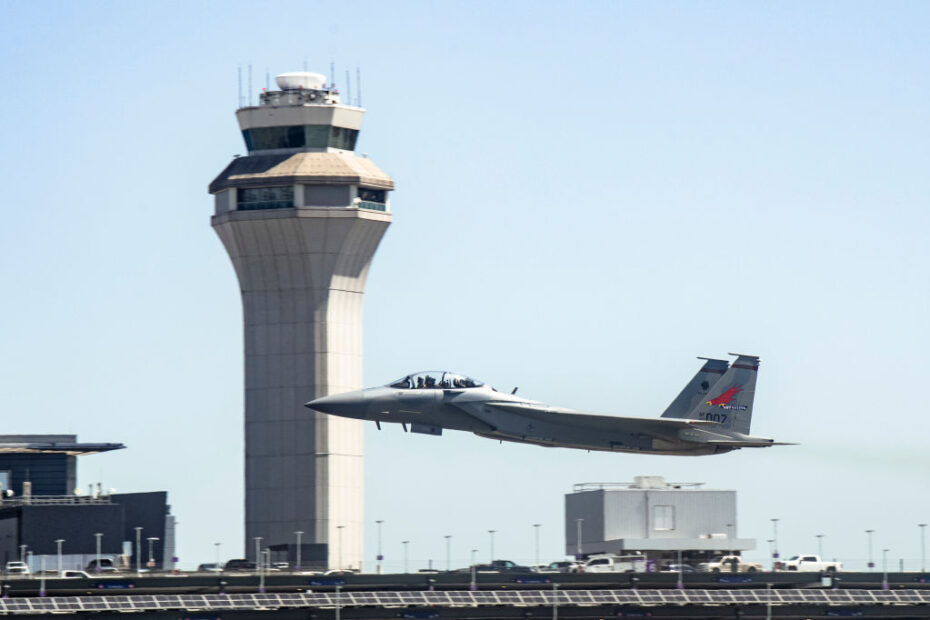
[703,440,798,448]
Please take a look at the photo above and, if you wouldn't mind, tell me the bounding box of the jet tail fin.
[679,354,760,435]
[661,358,729,419]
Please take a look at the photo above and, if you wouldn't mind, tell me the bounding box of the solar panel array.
[0,589,927,614]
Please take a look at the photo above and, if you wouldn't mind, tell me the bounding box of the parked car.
[61,570,92,579]
[223,559,257,571]
[5,561,30,575]
[86,558,118,573]
[539,561,582,573]
[197,563,223,573]
[471,560,532,573]
[661,563,696,573]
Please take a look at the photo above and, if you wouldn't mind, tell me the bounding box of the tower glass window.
[237,186,294,211]
[242,126,359,152]
[358,187,387,211]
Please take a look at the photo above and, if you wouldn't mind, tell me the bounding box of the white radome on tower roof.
[275,72,326,90]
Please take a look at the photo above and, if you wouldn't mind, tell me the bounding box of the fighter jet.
[305,354,792,456]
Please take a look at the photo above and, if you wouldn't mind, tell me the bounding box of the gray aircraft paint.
[660,358,729,419]
[306,355,791,457]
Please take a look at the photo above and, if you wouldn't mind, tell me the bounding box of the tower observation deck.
[209,71,393,569]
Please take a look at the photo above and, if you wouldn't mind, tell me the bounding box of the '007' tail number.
[700,412,728,423]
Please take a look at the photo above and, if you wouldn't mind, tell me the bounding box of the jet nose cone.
[305,391,366,418]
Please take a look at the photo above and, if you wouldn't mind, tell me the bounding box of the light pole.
[444,535,452,572]
[575,519,584,559]
[726,523,734,554]
[866,529,875,570]
[882,548,890,589]
[336,525,346,570]
[471,549,478,565]
[134,526,143,575]
[39,555,46,597]
[18,545,26,564]
[920,524,927,573]
[816,534,824,559]
[766,539,775,571]
[147,537,159,568]
[488,530,496,562]
[770,518,780,562]
[94,533,103,573]
[261,549,269,593]
[375,521,384,574]
[533,524,541,567]
[253,536,262,575]
[402,540,410,573]
[215,542,222,572]
[55,539,65,577]
[294,531,303,571]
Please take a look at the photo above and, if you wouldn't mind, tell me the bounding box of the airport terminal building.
[0,435,176,571]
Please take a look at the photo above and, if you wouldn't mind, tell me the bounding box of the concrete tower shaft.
[209,72,392,570]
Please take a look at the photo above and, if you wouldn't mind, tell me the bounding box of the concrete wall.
[212,206,390,570]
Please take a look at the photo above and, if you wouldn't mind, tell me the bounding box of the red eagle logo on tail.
[707,386,742,407]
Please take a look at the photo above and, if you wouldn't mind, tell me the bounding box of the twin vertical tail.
[664,354,760,435]
[661,358,729,419]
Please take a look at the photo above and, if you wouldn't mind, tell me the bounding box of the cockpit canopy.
[388,371,485,390]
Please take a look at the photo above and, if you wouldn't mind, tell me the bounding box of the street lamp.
[444,535,452,571]
[865,530,875,570]
[294,531,303,571]
[770,519,780,560]
[402,540,410,573]
[816,534,824,559]
[94,533,103,573]
[375,521,384,574]
[253,537,265,593]
[488,530,496,563]
[575,519,584,559]
[214,542,222,572]
[766,539,775,571]
[261,549,270,593]
[147,537,159,568]
[919,524,927,573]
[134,526,143,575]
[18,545,26,564]
[336,525,345,570]
[882,548,890,589]
[54,539,65,577]
[533,524,541,567]
[726,523,734,554]
[39,555,46,597]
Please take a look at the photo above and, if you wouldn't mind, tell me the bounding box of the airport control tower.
[209,71,393,569]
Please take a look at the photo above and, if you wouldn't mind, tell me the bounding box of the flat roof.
[0,435,124,456]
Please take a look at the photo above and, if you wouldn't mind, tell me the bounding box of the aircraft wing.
[477,401,723,431]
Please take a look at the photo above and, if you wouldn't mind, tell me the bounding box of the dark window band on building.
[357,187,387,212]
[237,186,294,211]
[241,125,359,152]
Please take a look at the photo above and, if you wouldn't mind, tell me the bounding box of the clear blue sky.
[1,1,928,571]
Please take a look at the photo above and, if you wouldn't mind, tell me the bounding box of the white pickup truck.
[777,555,842,572]
[697,555,762,573]
[580,554,648,573]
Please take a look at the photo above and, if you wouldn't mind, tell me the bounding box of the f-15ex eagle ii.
[306,354,792,456]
